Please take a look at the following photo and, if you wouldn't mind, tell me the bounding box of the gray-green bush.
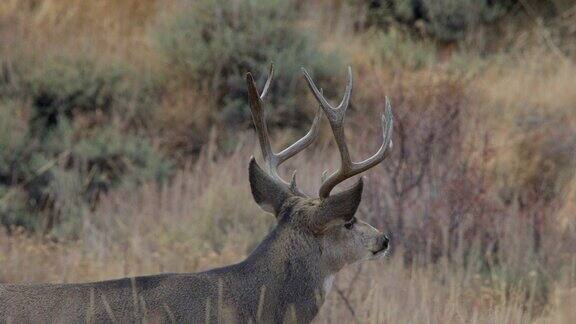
[153,0,341,128]
[21,54,162,134]
[365,28,437,69]
[0,52,172,237]
[0,101,172,237]
[366,0,513,41]
[422,0,509,41]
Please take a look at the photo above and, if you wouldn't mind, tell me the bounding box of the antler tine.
[303,67,394,198]
[302,67,352,122]
[276,106,321,165]
[246,69,275,173]
[260,63,274,99]
[246,64,322,188]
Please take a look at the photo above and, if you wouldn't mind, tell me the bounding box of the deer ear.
[313,178,363,231]
[248,157,292,216]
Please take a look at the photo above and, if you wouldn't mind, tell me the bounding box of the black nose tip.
[382,236,389,250]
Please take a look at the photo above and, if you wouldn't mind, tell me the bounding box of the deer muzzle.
[372,235,390,256]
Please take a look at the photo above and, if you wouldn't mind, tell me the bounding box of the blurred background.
[0,0,575,322]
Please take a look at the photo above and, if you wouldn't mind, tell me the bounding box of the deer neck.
[239,227,334,320]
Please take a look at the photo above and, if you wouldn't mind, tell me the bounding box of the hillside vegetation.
[1,0,575,322]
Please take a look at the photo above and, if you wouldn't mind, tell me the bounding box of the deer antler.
[246,64,322,190]
[302,66,393,198]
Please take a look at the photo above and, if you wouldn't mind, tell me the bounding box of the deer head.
[246,64,393,272]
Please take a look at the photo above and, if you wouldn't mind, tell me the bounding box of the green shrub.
[46,124,172,238]
[0,99,172,237]
[366,0,513,41]
[0,31,175,237]
[0,60,19,98]
[0,186,32,230]
[0,101,32,229]
[367,28,437,69]
[21,53,163,135]
[0,100,28,174]
[153,0,340,128]
[422,0,508,41]
[73,125,173,204]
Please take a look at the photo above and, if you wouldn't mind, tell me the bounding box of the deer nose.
[381,235,389,251]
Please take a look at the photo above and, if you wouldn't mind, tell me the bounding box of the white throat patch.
[323,275,335,296]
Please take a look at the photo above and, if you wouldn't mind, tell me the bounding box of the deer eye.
[344,218,356,230]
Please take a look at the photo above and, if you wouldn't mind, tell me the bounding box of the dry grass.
[1,156,575,323]
[0,0,159,61]
[1,128,575,323]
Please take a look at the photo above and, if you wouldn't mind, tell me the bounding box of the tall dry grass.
[1,136,575,323]
[0,0,159,61]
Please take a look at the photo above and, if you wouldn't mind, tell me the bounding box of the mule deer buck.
[0,65,393,323]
